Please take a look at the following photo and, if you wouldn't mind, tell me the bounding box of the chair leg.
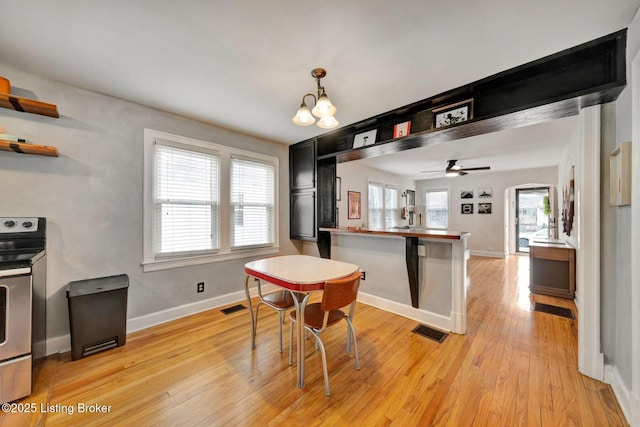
[346,318,360,370]
[311,329,331,396]
[277,310,284,353]
[346,323,351,354]
[252,302,262,349]
[288,319,295,366]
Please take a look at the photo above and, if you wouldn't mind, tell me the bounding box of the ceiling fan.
[421,160,491,177]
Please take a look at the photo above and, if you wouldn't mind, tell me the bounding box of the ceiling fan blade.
[458,171,468,176]
[460,166,491,171]
[420,170,442,173]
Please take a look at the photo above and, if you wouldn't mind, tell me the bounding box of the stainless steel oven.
[0,217,46,404]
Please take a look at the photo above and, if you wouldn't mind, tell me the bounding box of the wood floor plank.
[1,255,629,426]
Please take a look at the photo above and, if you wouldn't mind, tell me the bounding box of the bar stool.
[253,280,295,353]
[288,271,361,395]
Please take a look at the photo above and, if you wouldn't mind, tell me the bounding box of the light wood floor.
[2,256,628,426]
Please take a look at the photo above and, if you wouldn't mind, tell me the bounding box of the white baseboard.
[48,285,452,356]
[469,250,506,259]
[46,282,279,356]
[357,292,452,333]
[604,364,632,425]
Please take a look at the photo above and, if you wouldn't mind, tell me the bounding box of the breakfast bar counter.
[319,226,469,240]
[318,226,469,334]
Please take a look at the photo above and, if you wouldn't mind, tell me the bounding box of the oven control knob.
[3,220,16,228]
[22,221,34,228]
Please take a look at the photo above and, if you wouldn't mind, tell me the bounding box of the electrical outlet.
[197,282,204,293]
[360,271,366,281]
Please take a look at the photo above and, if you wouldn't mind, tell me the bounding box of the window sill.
[142,246,280,272]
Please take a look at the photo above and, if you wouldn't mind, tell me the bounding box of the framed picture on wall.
[348,191,361,219]
[461,203,473,214]
[478,202,492,214]
[460,189,474,199]
[353,129,377,148]
[393,121,411,138]
[478,187,493,198]
[433,99,474,129]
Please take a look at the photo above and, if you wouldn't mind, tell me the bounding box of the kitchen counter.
[528,239,574,249]
[317,226,469,334]
[319,226,470,240]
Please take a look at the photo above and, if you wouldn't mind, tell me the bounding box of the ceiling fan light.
[445,170,459,177]
[317,115,339,129]
[311,91,337,118]
[292,103,315,126]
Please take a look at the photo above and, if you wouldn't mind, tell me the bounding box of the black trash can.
[66,274,129,361]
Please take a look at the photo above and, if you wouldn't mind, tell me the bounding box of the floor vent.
[221,304,247,315]
[412,324,448,343]
[533,302,574,319]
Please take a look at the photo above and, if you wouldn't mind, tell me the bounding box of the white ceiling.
[1,1,638,177]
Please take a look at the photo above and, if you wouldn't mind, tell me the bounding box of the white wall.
[416,166,559,257]
[603,10,640,394]
[0,65,299,349]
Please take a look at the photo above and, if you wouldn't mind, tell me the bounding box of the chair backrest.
[321,271,361,312]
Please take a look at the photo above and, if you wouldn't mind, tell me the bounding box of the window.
[143,129,278,271]
[368,182,398,228]
[425,189,449,229]
[154,143,220,256]
[231,157,275,249]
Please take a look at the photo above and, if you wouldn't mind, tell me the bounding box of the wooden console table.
[529,241,575,299]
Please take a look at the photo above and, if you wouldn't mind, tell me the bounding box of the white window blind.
[230,156,275,249]
[425,189,449,229]
[368,182,398,228]
[368,183,384,229]
[384,186,398,228]
[154,143,220,257]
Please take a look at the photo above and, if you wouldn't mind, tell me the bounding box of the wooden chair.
[253,280,295,353]
[288,271,361,395]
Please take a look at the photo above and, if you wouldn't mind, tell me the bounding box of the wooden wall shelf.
[0,92,59,118]
[0,139,59,157]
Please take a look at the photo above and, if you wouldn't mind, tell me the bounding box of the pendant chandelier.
[292,68,339,129]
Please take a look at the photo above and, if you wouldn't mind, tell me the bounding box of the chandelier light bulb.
[317,115,339,129]
[292,103,315,126]
[311,91,337,118]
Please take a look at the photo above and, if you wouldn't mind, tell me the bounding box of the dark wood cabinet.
[529,242,576,299]
[289,139,316,190]
[290,190,316,240]
[290,139,318,241]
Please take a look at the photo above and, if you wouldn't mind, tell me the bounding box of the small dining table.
[244,255,359,388]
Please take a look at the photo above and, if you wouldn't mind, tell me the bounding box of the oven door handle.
[0,267,31,278]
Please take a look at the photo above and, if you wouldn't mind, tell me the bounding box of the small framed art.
[478,187,493,198]
[461,203,473,214]
[433,99,474,129]
[478,203,492,214]
[460,189,474,199]
[393,121,411,138]
[353,129,377,148]
[348,191,361,219]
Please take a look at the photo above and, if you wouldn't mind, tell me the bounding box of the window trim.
[143,129,279,272]
[425,187,450,230]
